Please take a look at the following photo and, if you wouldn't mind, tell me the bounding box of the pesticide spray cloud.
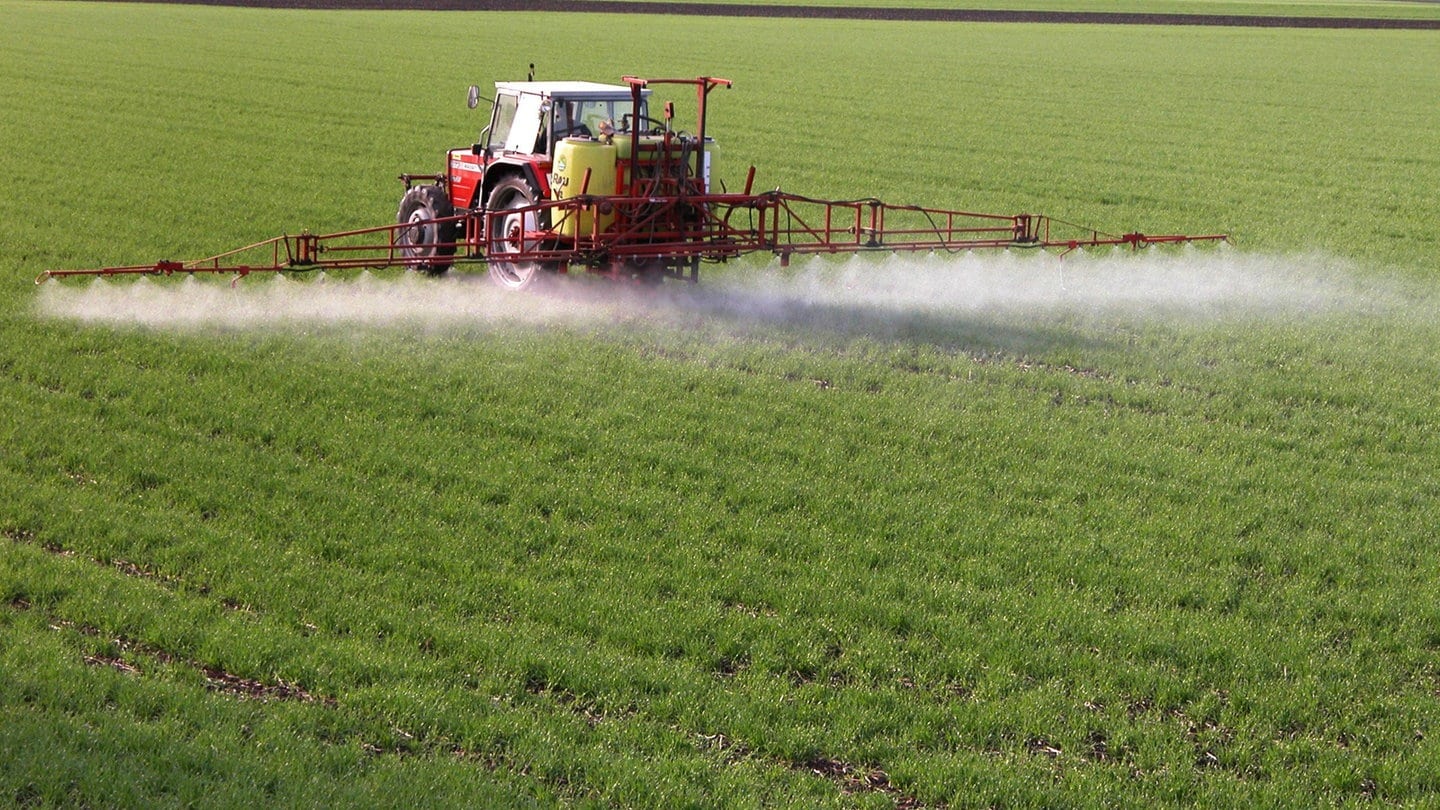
[34,271,624,333]
[34,248,1399,336]
[696,246,1396,323]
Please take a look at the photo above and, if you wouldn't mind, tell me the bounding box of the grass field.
[4,1,1440,807]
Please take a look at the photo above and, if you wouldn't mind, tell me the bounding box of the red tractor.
[397,75,723,289]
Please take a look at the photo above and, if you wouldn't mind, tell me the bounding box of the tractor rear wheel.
[487,176,551,291]
[396,185,457,276]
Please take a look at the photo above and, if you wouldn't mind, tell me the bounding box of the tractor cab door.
[500,92,548,156]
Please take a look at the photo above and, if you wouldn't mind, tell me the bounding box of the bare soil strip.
[80,0,1440,29]
[800,756,930,808]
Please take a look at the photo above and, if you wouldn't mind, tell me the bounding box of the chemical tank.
[551,137,617,238]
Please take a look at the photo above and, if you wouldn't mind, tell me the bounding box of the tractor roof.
[495,81,648,100]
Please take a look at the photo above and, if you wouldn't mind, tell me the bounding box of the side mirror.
[467,85,481,110]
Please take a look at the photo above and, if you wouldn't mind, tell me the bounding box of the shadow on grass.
[665,283,1113,359]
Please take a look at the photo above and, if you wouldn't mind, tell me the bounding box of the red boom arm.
[37,189,1225,284]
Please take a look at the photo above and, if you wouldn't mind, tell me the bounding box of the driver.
[552,102,594,141]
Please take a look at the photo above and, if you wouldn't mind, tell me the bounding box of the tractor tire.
[396,184,457,276]
[486,176,551,291]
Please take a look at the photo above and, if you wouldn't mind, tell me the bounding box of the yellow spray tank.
[551,137,617,239]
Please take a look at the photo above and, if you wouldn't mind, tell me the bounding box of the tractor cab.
[484,81,650,159]
[445,81,651,214]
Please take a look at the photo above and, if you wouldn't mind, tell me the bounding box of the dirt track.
[96,0,1440,29]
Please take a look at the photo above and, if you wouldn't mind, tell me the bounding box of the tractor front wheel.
[396,185,457,276]
[487,177,551,291]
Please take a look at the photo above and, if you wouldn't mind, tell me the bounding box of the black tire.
[486,176,550,291]
[396,185,457,276]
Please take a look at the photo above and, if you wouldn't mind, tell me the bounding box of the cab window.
[489,93,518,152]
[502,93,545,154]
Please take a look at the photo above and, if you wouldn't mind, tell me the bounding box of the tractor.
[396,74,722,289]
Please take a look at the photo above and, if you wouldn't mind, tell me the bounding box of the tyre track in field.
[80,0,1440,29]
[7,597,332,706]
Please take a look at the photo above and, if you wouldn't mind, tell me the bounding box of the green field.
[4,2,1440,807]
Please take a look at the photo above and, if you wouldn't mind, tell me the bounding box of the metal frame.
[37,190,1225,284]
